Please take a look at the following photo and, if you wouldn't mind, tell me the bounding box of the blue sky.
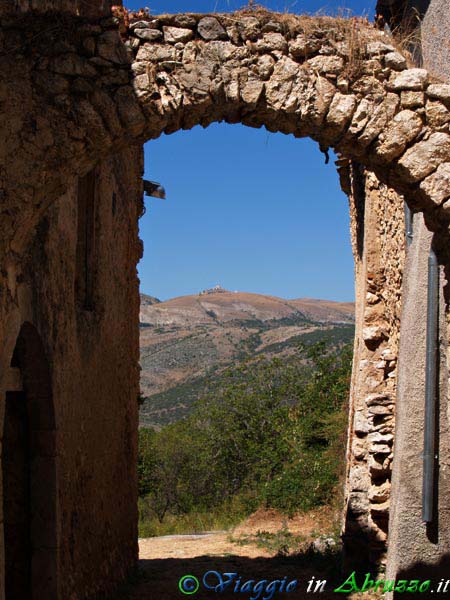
[124,0,375,18]
[132,0,377,302]
[139,127,355,302]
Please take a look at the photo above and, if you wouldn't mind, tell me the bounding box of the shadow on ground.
[109,548,366,600]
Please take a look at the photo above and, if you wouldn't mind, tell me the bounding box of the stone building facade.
[342,0,450,577]
[1,147,143,599]
[374,0,450,589]
[1,5,144,598]
[0,0,449,597]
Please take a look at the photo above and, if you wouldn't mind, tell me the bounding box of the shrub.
[138,341,352,535]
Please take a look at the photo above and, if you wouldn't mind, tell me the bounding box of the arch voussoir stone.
[124,12,449,216]
[2,10,450,257]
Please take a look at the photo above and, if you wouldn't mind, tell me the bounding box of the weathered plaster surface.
[0,146,143,599]
[386,213,450,593]
[420,0,450,79]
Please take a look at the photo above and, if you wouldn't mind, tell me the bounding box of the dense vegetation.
[139,323,354,428]
[138,340,352,537]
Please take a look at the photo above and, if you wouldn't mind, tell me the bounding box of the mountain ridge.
[139,290,355,427]
[140,290,354,327]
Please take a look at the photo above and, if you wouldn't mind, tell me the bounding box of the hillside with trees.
[139,290,354,427]
[138,340,352,537]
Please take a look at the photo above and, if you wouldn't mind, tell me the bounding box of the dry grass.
[126,3,395,83]
[383,12,444,82]
[336,18,367,80]
[220,7,378,81]
[389,9,423,69]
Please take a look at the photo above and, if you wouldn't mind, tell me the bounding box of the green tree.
[138,340,353,532]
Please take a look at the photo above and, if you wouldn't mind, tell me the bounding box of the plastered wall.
[0,145,143,599]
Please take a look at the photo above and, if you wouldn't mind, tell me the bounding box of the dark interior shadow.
[393,553,450,599]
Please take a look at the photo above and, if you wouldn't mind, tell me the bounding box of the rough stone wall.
[1,9,449,270]
[0,145,143,600]
[339,162,405,566]
[0,0,111,18]
[1,7,450,598]
[384,0,450,587]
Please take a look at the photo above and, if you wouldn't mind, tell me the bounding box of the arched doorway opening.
[136,124,357,568]
[2,322,58,599]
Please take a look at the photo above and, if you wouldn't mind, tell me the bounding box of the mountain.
[139,290,354,427]
[141,293,161,306]
[140,290,354,327]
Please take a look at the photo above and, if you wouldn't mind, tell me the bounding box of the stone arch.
[2,322,59,600]
[126,13,449,221]
[1,10,449,258]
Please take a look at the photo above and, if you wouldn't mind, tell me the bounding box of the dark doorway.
[3,390,32,598]
[2,322,58,599]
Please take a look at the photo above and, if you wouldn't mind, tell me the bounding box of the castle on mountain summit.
[199,284,228,296]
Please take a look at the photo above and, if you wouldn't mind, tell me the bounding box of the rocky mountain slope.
[139,289,354,427]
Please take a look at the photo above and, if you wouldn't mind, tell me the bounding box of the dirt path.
[114,509,376,600]
[138,507,335,560]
